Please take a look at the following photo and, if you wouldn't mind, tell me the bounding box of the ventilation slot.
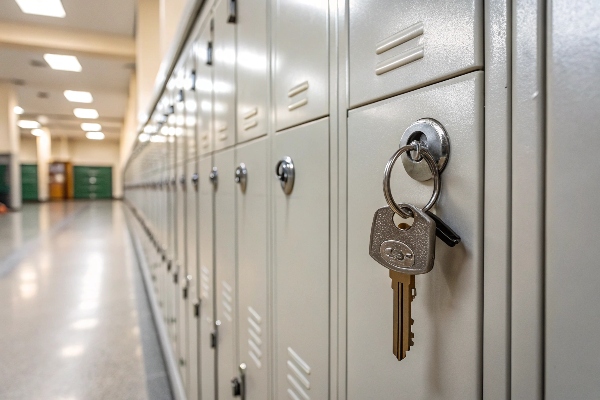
[375,22,424,75]
[286,347,311,399]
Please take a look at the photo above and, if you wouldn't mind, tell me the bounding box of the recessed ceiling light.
[64,90,93,103]
[81,123,101,131]
[14,106,24,115]
[31,128,44,137]
[86,132,104,140]
[74,108,99,119]
[43,54,81,72]
[15,0,66,18]
[18,120,41,129]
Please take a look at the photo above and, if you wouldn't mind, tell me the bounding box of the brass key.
[390,270,415,360]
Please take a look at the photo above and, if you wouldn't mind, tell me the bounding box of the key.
[390,270,415,360]
[369,203,437,360]
[426,211,461,247]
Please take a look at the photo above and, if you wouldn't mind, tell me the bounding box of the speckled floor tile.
[0,201,172,400]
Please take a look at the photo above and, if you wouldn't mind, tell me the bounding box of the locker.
[186,159,200,400]
[348,0,483,107]
[213,0,237,150]
[273,118,330,400]
[198,156,217,400]
[214,148,238,398]
[235,138,269,399]
[184,49,200,400]
[273,0,329,131]
[176,158,189,386]
[346,72,483,399]
[236,0,268,142]
[196,20,214,156]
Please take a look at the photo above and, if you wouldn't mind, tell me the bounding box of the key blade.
[390,271,415,361]
[426,211,461,247]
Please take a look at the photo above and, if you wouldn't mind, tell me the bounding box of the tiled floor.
[0,201,172,400]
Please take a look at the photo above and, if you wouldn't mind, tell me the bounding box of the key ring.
[383,141,441,219]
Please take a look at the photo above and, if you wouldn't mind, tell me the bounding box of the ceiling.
[0,0,136,141]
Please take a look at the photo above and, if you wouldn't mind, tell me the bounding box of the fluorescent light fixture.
[138,133,150,143]
[64,90,93,103]
[18,120,41,129]
[31,128,44,137]
[43,54,81,72]
[150,135,167,143]
[15,0,66,18]
[74,108,98,119]
[81,123,101,131]
[86,132,105,140]
[14,106,24,115]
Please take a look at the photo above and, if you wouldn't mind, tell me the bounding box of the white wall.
[19,136,37,163]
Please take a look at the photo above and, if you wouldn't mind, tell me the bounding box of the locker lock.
[235,163,247,193]
[399,118,450,182]
[231,363,246,399]
[209,167,218,187]
[275,157,295,195]
[179,175,186,186]
[191,173,199,188]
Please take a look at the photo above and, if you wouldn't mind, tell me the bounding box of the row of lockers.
[124,0,485,399]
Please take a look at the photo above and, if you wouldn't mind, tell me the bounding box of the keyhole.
[407,131,427,161]
[393,213,414,230]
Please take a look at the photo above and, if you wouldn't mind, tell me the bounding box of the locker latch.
[227,0,237,23]
[193,300,200,317]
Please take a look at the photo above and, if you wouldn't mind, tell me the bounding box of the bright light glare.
[81,123,101,131]
[60,345,84,358]
[73,108,98,119]
[13,106,24,115]
[150,135,167,143]
[44,54,81,72]
[85,132,104,140]
[31,128,44,137]
[18,120,41,129]
[15,0,66,18]
[138,133,149,142]
[71,318,98,330]
[64,90,93,103]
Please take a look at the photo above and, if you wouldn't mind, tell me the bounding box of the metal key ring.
[383,142,441,219]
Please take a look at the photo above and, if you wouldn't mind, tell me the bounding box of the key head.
[369,204,436,275]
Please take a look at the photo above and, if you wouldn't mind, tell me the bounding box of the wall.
[19,136,37,164]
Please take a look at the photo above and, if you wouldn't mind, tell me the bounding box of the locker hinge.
[210,331,217,348]
[182,286,188,299]
[206,42,213,65]
[227,0,237,23]
[167,260,172,271]
[173,272,178,284]
[194,301,200,317]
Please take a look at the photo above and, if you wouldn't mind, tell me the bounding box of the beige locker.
[196,20,214,156]
[273,118,330,400]
[346,72,483,399]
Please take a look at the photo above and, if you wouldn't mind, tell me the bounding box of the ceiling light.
[15,0,66,18]
[14,106,24,115]
[31,129,44,137]
[86,132,105,140]
[37,115,49,125]
[150,135,167,143]
[64,90,93,103]
[81,123,101,131]
[138,133,150,143]
[43,54,81,72]
[18,120,41,129]
[74,108,98,119]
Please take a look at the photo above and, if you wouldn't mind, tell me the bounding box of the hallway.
[0,201,172,400]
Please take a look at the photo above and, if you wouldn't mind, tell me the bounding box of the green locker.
[73,166,112,199]
[21,164,38,201]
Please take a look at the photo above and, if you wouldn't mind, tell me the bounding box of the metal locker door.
[199,155,216,400]
[236,138,268,399]
[236,0,268,143]
[348,0,482,108]
[346,72,483,399]
[186,159,200,400]
[196,21,214,156]
[214,148,237,399]
[273,0,329,131]
[273,118,330,400]
[168,164,179,351]
[176,159,189,386]
[213,0,236,150]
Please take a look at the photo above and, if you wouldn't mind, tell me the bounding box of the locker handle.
[227,0,237,23]
[206,42,213,66]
